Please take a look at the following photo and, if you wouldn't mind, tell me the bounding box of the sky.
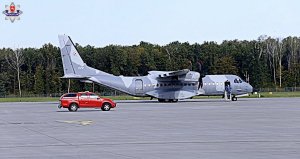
[0,0,300,48]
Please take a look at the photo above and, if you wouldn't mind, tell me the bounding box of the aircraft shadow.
[116,99,245,104]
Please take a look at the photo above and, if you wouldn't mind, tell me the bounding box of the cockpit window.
[234,79,239,83]
[234,78,244,83]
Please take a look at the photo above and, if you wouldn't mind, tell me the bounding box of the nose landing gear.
[231,96,237,101]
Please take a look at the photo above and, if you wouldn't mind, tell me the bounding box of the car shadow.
[56,109,116,112]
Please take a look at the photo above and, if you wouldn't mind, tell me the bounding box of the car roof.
[78,91,95,94]
[63,92,100,95]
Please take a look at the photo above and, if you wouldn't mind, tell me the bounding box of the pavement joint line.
[1,140,300,149]
[56,120,93,126]
[20,125,73,146]
[0,117,74,147]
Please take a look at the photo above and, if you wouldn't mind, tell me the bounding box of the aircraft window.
[204,83,207,85]
[208,83,211,85]
[239,79,243,83]
[168,83,171,86]
[220,83,223,85]
[164,84,167,86]
[192,83,195,86]
[188,83,191,86]
[212,83,215,85]
[216,83,219,86]
[184,83,187,86]
[157,84,159,87]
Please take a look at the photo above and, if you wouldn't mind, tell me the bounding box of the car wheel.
[69,103,78,112]
[231,96,237,101]
[101,103,111,111]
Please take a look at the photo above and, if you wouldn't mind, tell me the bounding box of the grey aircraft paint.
[58,35,253,102]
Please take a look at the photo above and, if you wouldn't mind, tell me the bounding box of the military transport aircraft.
[58,35,253,102]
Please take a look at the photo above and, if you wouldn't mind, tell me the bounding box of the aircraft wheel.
[101,103,111,111]
[231,96,237,101]
[172,99,178,102]
[158,99,165,102]
[69,103,78,112]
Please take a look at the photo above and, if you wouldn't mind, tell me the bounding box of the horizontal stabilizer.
[60,74,90,79]
[80,80,93,83]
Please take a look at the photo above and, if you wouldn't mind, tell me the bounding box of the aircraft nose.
[248,84,253,93]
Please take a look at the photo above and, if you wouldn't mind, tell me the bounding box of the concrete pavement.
[1,98,300,159]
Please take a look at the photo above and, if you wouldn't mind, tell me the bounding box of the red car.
[58,92,116,111]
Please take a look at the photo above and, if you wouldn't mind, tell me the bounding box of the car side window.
[64,93,77,97]
[90,94,99,99]
[80,93,89,98]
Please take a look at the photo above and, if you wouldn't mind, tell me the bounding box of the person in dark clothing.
[196,60,204,89]
[224,80,231,100]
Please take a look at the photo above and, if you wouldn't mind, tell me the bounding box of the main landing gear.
[158,99,178,103]
[223,93,238,101]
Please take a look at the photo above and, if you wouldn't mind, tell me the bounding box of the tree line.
[0,35,300,97]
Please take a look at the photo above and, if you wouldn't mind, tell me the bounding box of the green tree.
[0,73,7,97]
[5,49,24,97]
[214,56,238,74]
[34,65,44,94]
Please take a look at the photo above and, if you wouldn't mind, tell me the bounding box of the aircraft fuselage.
[58,35,253,102]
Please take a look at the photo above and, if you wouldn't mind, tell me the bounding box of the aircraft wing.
[157,69,190,78]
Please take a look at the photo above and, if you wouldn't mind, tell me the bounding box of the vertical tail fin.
[58,35,113,80]
[58,35,85,76]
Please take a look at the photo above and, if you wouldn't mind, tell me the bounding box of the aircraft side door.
[79,93,89,107]
[135,79,143,94]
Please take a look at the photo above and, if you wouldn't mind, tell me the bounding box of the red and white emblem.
[10,4,15,12]
[2,2,23,23]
